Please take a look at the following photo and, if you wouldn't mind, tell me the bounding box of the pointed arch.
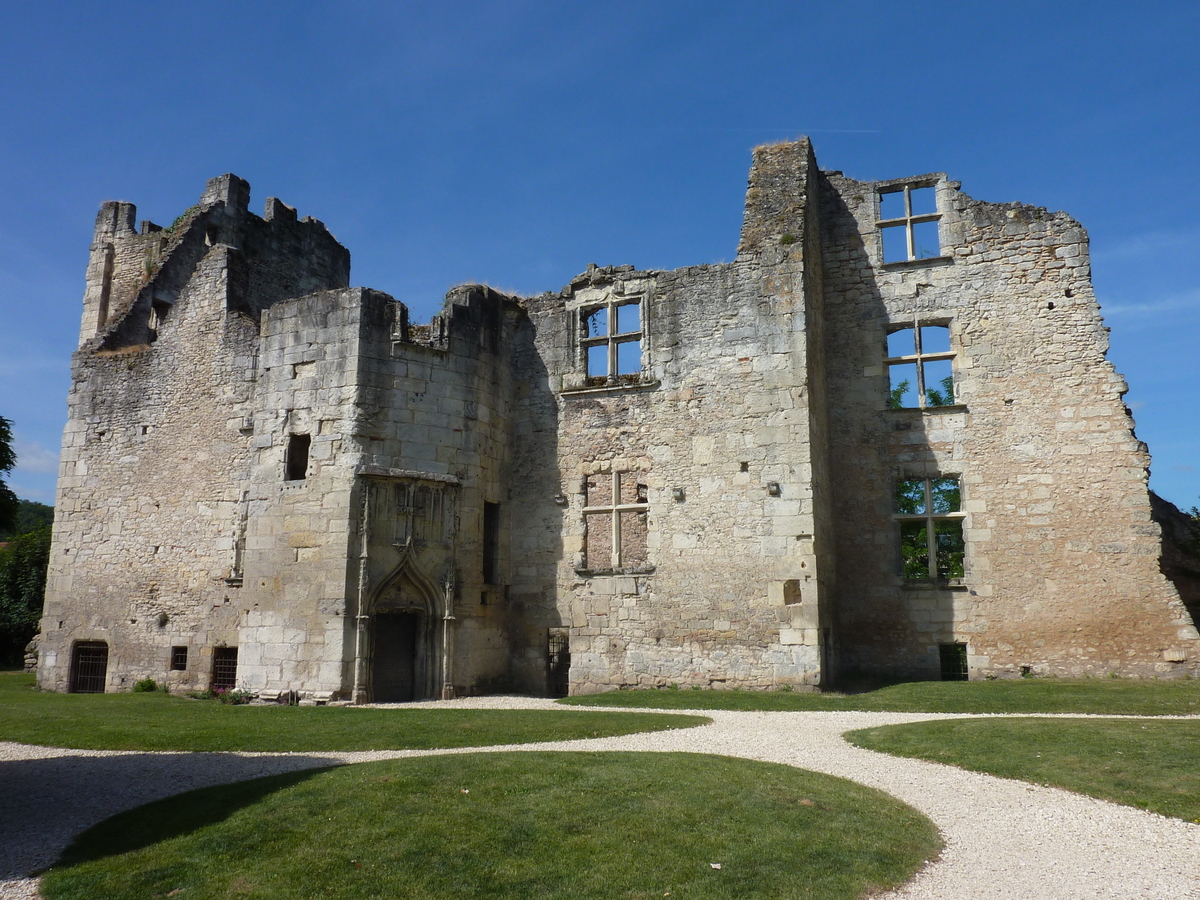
[365,550,448,701]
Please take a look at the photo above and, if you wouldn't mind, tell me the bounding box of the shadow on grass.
[0,751,332,878]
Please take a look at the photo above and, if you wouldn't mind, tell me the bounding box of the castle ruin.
[36,139,1200,700]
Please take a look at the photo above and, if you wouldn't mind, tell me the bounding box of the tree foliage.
[0,416,18,535]
[0,499,53,541]
[0,525,50,665]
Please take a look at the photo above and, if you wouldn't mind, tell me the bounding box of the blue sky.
[1,1,1197,509]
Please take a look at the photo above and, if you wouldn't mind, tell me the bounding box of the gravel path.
[2,699,1198,899]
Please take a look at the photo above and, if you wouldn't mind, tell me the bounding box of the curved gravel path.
[2,699,1198,899]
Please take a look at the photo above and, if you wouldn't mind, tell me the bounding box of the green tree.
[0,525,50,666]
[0,417,18,535]
[0,499,54,541]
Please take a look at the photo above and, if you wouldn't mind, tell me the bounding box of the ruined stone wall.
[820,170,1200,679]
[40,177,352,694]
[40,244,259,692]
[235,288,367,699]
[517,140,836,693]
[348,286,523,697]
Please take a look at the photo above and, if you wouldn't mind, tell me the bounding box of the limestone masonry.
[36,140,1200,700]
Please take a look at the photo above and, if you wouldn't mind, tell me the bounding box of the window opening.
[583,470,649,570]
[285,434,311,481]
[886,320,955,408]
[170,646,188,671]
[212,647,238,691]
[896,476,965,579]
[939,642,969,681]
[483,501,500,584]
[879,184,940,262]
[548,628,571,698]
[148,299,171,343]
[582,298,643,383]
[70,641,109,693]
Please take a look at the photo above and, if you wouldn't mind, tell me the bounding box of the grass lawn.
[560,678,1200,715]
[0,672,706,752]
[846,717,1200,823]
[42,752,942,900]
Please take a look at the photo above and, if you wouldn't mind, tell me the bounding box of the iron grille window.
[212,647,238,691]
[939,643,969,681]
[70,641,109,693]
[547,628,570,698]
[170,646,188,671]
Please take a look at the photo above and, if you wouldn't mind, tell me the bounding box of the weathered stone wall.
[41,142,1198,699]
[517,140,836,693]
[348,285,524,698]
[40,176,352,694]
[819,170,1200,679]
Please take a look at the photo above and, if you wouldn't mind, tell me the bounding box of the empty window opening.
[879,183,941,263]
[212,647,238,691]
[148,299,171,343]
[170,646,188,671]
[583,471,649,570]
[583,299,643,383]
[548,628,571,698]
[483,501,501,584]
[886,321,955,409]
[896,476,965,579]
[285,434,311,481]
[205,225,221,246]
[939,642,969,681]
[69,641,109,693]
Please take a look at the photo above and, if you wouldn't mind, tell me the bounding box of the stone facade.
[37,140,1200,700]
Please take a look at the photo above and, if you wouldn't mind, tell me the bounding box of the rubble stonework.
[37,140,1200,700]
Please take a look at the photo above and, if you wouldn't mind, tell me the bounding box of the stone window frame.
[884,317,959,410]
[877,177,945,264]
[894,474,966,582]
[579,468,652,575]
[581,295,645,386]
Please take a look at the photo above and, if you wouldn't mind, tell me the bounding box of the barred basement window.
[879,183,940,263]
[70,641,109,694]
[896,476,965,579]
[170,646,188,671]
[547,628,571,698]
[285,434,310,481]
[583,299,642,384]
[212,647,238,691]
[886,321,955,409]
[939,642,969,681]
[583,470,648,571]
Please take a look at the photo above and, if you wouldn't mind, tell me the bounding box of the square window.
[582,470,649,571]
[896,476,965,579]
[170,646,188,671]
[885,321,956,409]
[581,298,644,385]
[878,183,941,262]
